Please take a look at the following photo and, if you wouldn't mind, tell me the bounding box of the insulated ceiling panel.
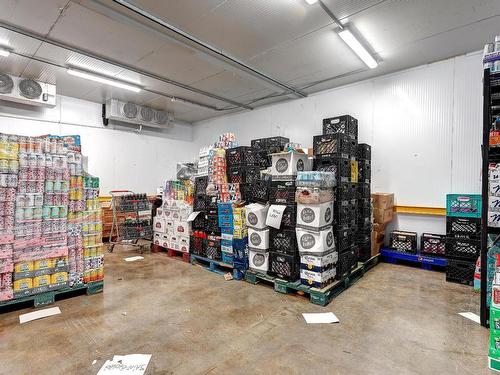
[0,0,70,34]
[321,0,385,20]
[132,0,333,60]
[0,54,31,77]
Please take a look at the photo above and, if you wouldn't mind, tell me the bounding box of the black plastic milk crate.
[336,228,354,253]
[323,115,358,139]
[269,186,296,204]
[337,248,357,279]
[358,198,371,217]
[313,133,353,157]
[357,182,371,199]
[194,176,208,194]
[206,238,221,261]
[446,259,475,286]
[445,237,480,260]
[446,217,481,238]
[227,165,260,184]
[357,143,371,160]
[314,157,351,182]
[268,251,299,281]
[421,233,446,257]
[270,228,298,255]
[280,204,297,229]
[358,160,371,183]
[389,231,418,254]
[358,241,372,262]
[192,212,207,230]
[267,136,290,153]
[256,150,271,168]
[243,180,269,203]
[335,203,356,229]
[226,146,259,166]
[206,214,220,234]
[194,194,207,211]
[357,215,371,228]
[190,235,206,256]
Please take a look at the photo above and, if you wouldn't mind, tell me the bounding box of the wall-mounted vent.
[105,99,172,129]
[0,72,56,107]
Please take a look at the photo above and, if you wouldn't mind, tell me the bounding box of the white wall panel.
[194,52,484,235]
[0,95,196,194]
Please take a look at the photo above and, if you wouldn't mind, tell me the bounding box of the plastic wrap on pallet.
[296,171,336,188]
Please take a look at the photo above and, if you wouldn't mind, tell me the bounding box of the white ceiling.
[0,0,498,124]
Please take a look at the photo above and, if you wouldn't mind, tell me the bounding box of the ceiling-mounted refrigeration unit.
[0,73,57,108]
[104,99,173,129]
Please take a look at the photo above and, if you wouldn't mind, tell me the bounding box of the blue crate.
[217,202,233,215]
[218,214,234,228]
[233,256,249,271]
[446,194,481,218]
[221,251,234,265]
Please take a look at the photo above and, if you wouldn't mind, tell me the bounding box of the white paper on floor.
[124,256,144,262]
[459,312,480,324]
[19,306,61,324]
[97,354,151,375]
[302,312,339,324]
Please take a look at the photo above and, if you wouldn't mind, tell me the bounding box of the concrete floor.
[0,245,489,375]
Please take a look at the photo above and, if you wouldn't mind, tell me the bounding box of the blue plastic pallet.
[190,254,243,280]
[380,248,447,270]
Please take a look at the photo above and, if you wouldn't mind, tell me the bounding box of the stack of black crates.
[356,143,372,261]
[191,176,210,257]
[267,179,300,281]
[313,115,359,279]
[445,197,481,285]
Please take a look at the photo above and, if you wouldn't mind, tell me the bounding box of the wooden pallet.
[0,280,104,311]
[166,248,190,263]
[190,254,240,278]
[380,248,447,270]
[244,254,380,306]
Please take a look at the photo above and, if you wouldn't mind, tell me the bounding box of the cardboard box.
[296,201,333,230]
[248,228,270,250]
[160,235,169,248]
[300,268,336,288]
[153,232,161,245]
[174,220,191,236]
[270,150,311,180]
[373,207,394,224]
[300,251,338,272]
[296,226,335,254]
[372,193,394,209]
[373,222,386,233]
[245,203,269,230]
[178,236,190,253]
[153,217,166,233]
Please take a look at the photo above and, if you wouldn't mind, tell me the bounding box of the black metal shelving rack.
[481,68,500,327]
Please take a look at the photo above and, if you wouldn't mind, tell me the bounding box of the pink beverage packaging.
[18,167,28,180]
[18,136,27,153]
[50,138,57,154]
[6,188,15,201]
[46,168,54,180]
[34,138,43,154]
[19,153,28,167]
[26,168,35,180]
[36,167,45,180]
[63,169,70,180]
[5,201,15,213]
[34,194,43,207]
[36,154,45,167]
[27,181,36,193]
[42,221,50,234]
[4,216,14,229]
[27,137,35,153]
[17,180,25,193]
[33,207,42,220]
[51,220,59,234]
[61,194,68,205]
[56,170,63,180]
[36,181,44,193]
[45,154,52,168]
[0,174,7,187]
[0,188,5,201]
[15,194,25,207]
[61,220,67,232]
[0,216,4,230]
[67,152,75,164]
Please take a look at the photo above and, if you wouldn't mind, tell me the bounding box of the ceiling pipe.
[109,0,307,98]
[0,21,253,111]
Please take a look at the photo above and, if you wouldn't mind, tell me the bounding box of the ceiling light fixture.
[67,68,142,92]
[0,47,10,57]
[305,0,318,4]
[338,29,378,69]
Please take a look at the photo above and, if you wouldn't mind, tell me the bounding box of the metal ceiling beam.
[0,21,253,110]
[110,0,307,98]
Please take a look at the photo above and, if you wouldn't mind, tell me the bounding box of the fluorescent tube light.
[0,48,10,57]
[67,68,141,92]
[305,0,318,4]
[338,29,378,69]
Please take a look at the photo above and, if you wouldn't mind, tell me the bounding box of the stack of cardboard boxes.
[371,192,395,256]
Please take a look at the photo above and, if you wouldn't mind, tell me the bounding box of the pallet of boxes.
[371,192,395,255]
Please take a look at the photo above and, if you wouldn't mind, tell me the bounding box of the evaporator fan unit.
[154,110,168,125]
[140,106,154,122]
[0,73,14,94]
[122,102,138,119]
[18,78,42,99]
[105,99,173,130]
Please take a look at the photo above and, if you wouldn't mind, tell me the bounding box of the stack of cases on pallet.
[489,164,500,306]
[0,134,17,301]
[246,203,270,274]
[226,146,260,200]
[266,149,311,281]
[218,202,247,266]
[314,115,358,279]
[82,176,103,284]
[356,143,372,261]
[14,136,70,298]
[445,194,482,285]
[295,171,337,288]
[190,176,208,257]
[154,180,193,253]
[373,193,395,254]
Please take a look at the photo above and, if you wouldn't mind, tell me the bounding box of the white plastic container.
[270,150,311,180]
